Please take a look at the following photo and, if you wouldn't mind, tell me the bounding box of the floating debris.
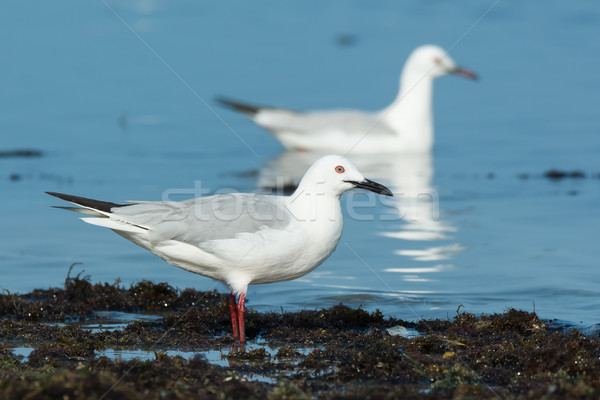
[544,169,586,180]
[386,325,420,338]
[0,149,43,158]
[335,33,359,47]
[8,173,21,182]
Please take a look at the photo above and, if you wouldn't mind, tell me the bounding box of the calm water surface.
[1,1,599,327]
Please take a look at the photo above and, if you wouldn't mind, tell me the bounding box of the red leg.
[229,293,239,340]
[237,292,246,345]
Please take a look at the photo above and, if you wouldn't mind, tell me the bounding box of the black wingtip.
[46,191,128,213]
[215,96,262,116]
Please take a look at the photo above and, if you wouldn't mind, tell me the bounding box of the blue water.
[2,1,599,327]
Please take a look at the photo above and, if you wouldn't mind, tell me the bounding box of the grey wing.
[257,108,395,136]
[112,193,292,244]
[308,110,394,135]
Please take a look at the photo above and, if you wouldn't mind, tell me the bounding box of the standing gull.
[47,155,392,344]
[217,45,476,154]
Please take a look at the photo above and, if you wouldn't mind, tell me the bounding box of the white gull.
[217,45,476,154]
[47,155,392,344]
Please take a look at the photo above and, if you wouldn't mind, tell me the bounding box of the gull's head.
[405,44,477,80]
[299,155,393,197]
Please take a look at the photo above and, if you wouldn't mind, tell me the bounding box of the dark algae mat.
[1,270,599,399]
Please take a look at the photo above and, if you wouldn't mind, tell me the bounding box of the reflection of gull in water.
[257,150,464,266]
[395,244,465,261]
[384,264,454,274]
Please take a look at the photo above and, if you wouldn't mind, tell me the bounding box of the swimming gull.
[217,44,476,154]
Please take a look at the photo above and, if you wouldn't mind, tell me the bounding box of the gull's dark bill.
[346,179,393,196]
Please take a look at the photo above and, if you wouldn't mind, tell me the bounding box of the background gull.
[217,44,476,154]
[47,155,392,344]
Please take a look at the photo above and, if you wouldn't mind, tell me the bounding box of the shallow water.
[1,1,599,327]
[64,311,163,333]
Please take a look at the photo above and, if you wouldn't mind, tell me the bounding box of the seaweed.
[1,276,600,399]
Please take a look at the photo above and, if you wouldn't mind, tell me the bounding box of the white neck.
[284,179,345,271]
[286,178,342,224]
[380,68,435,152]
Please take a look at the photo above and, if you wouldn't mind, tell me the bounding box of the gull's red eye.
[335,165,345,174]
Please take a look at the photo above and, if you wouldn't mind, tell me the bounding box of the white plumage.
[48,155,392,344]
[218,45,476,154]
